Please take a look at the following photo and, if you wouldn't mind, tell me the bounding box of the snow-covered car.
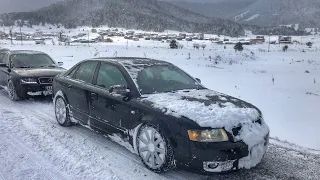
[52,57,270,174]
[0,50,65,101]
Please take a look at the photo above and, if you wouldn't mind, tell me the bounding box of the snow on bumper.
[202,135,269,173]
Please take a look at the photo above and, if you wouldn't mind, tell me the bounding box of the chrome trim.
[38,77,54,85]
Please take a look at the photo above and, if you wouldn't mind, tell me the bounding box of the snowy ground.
[1,36,320,179]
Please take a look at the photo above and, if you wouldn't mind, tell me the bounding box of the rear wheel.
[7,80,20,101]
[55,96,72,126]
[137,125,175,173]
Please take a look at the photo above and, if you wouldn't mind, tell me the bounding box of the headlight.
[188,129,229,142]
[20,78,38,84]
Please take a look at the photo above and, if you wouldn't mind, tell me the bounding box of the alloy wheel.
[138,126,167,169]
[55,98,67,124]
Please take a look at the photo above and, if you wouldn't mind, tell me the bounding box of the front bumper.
[20,84,53,96]
[177,134,269,174]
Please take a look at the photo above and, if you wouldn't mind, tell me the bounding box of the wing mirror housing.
[58,62,64,66]
[195,78,201,83]
[109,85,132,101]
[0,63,10,72]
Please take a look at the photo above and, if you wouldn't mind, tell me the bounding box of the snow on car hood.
[141,89,270,152]
[14,67,66,77]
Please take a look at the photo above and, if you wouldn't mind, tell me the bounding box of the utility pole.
[268,33,272,52]
[9,29,13,45]
[20,25,22,45]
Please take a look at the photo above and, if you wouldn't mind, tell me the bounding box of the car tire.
[7,80,20,101]
[137,124,175,173]
[54,96,72,127]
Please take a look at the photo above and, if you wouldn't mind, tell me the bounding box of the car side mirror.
[109,85,131,101]
[195,78,201,83]
[58,62,64,66]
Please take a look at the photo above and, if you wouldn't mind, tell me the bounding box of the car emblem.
[48,78,53,83]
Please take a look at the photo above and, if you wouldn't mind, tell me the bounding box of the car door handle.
[91,92,98,100]
[67,85,72,89]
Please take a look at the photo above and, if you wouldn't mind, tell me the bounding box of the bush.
[201,44,206,50]
[170,40,178,49]
[234,42,243,52]
[306,42,312,48]
[193,43,200,49]
[282,45,289,52]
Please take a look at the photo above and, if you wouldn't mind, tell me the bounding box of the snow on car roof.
[9,50,47,55]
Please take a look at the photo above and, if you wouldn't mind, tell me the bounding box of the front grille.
[232,126,242,137]
[39,77,53,84]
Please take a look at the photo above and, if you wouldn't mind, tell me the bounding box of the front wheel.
[137,125,175,173]
[7,80,20,101]
[55,96,72,126]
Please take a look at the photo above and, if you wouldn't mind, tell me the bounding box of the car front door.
[64,61,99,124]
[89,62,132,133]
[0,53,10,86]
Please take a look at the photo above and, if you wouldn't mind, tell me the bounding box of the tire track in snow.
[0,90,319,180]
[0,91,202,180]
[0,134,69,180]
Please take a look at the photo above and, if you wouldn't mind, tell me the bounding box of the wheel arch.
[131,115,177,154]
[53,90,69,106]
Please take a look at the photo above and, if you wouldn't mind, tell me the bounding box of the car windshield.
[10,54,56,68]
[136,65,204,94]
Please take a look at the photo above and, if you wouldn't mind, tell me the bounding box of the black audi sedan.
[52,57,270,174]
[0,50,65,101]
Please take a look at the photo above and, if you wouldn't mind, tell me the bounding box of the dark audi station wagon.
[53,57,269,174]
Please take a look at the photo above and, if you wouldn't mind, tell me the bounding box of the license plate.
[45,86,53,91]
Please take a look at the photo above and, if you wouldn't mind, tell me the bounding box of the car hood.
[140,89,270,149]
[13,67,66,77]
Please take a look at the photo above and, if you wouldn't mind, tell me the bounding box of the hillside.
[165,0,256,19]
[231,0,320,28]
[0,0,245,37]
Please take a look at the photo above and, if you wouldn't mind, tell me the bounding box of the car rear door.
[64,61,99,124]
[89,62,132,133]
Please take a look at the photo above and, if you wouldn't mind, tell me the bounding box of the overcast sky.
[0,0,62,13]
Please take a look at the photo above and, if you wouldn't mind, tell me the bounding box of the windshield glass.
[10,54,56,68]
[136,65,204,94]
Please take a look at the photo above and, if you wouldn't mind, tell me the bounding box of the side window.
[4,54,9,66]
[96,63,128,89]
[66,65,79,78]
[73,61,98,84]
[0,53,4,63]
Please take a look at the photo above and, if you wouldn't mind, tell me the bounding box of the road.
[0,89,319,180]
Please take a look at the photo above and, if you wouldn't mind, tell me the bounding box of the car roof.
[91,57,170,66]
[0,48,10,52]
[8,50,46,55]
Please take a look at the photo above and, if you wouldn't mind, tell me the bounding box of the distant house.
[126,31,135,35]
[15,34,29,40]
[278,36,292,44]
[91,29,97,33]
[251,36,265,44]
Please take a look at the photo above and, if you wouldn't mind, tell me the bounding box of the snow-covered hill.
[231,0,320,28]
[0,0,245,37]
